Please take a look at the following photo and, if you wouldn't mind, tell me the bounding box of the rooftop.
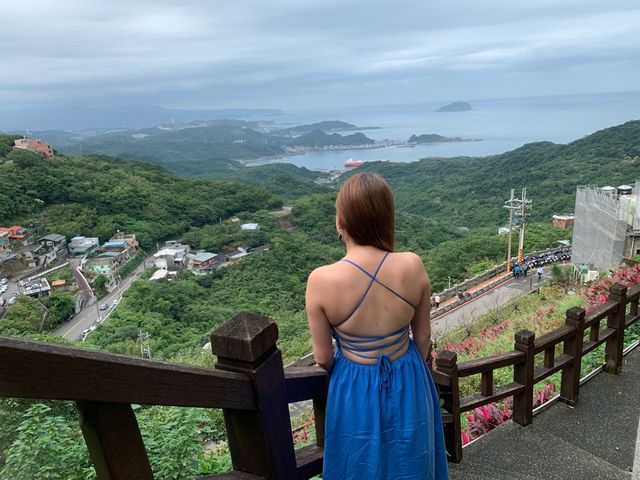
[193,251,217,262]
[103,241,127,247]
[240,223,260,230]
[39,233,66,243]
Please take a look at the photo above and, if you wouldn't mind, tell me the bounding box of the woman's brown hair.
[336,172,395,252]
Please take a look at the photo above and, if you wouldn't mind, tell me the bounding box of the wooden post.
[606,283,627,374]
[77,401,154,480]
[512,330,535,426]
[560,307,585,406]
[435,350,462,463]
[210,312,297,479]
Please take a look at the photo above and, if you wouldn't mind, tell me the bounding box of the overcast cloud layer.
[1,0,640,111]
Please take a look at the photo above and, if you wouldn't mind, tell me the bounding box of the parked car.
[99,303,110,311]
[8,293,18,305]
[0,278,8,285]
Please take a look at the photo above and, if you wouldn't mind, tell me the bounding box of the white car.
[0,278,7,285]
[99,303,110,311]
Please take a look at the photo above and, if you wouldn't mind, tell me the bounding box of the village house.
[0,226,28,243]
[188,251,225,275]
[240,223,260,231]
[0,231,9,251]
[153,242,190,271]
[13,138,55,159]
[101,240,131,259]
[69,236,99,256]
[149,268,178,281]
[109,231,139,251]
[38,233,67,250]
[22,278,51,299]
[552,214,575,229]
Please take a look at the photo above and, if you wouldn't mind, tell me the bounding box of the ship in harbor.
[344,158,390,169]
[344,159,365,168]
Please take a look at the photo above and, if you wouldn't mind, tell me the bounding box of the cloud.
[1,0,639,110]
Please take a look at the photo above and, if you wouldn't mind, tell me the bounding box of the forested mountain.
[34,124,375,178]
[273,120,376,136]
[0,152,280,249]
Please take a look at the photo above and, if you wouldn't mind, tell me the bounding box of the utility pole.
[138,330,151,359]
[504,189,516,273]
[503,188,532,272]
[517,187,532,264]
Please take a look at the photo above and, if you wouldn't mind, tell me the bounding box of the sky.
[1,0,640,112]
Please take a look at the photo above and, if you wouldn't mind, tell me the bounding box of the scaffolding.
[571,186,628,271]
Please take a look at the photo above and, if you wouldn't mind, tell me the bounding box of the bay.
[248,91,640,171]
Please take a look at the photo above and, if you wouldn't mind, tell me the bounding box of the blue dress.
[323,252,449,479]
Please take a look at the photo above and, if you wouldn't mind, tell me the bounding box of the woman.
[306,172,449,479]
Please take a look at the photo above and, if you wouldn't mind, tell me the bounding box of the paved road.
[432,268,552,337]
[55,256,153,341]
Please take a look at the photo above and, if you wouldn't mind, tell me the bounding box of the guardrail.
[0,280,636,478]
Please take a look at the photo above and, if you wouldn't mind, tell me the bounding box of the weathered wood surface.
[534,325,574,354]
[284,366,328,403]
[560,307,585,405]
[457,350,524,377]
[512,330,535,426]
[78,401,153,480]
[212,313,298,479]
[0,336,255,409]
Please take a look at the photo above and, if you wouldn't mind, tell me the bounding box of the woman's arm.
[306,268,335,372]
[409,257,432,361]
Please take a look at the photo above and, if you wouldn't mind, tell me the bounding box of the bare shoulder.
[307,262,343,289]
[394,251,426,271]
[394,251,429,285]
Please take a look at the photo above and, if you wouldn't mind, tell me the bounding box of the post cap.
[210,312,278,363]
[515,329,535,345]
[435,350,457,368]
[610,283,628,297]
[566,306,585,322]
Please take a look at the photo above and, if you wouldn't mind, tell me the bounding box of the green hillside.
[355,120,640,228]
[0,153,280,249]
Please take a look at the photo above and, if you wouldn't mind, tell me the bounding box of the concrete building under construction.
[571,182,640,271]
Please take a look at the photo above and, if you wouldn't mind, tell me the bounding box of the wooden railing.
[436,282,640,462]
[0,284,638,478]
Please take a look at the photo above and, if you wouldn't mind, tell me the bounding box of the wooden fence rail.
[0,283,638,478]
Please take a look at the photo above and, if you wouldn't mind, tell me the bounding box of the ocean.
[248,91,640,171]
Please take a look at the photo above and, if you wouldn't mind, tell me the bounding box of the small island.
[436,101,472,112]
[408,133,479,144]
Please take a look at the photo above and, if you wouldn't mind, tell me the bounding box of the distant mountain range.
[30,121,376,177]
[273,120,379,137]
[0,105,283,131]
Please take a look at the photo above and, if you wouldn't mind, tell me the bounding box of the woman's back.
[319,250,423,363]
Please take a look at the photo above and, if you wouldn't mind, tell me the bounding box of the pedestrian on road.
[434,294,441,309]
[537,267,543,281]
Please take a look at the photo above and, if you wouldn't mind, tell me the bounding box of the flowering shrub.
[583,264,640,312]
[441,318,512,356]
[461,383,556,445]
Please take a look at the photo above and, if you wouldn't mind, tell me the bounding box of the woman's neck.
[343,240,385,257]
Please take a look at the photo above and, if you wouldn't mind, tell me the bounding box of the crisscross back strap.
[340,253,416,314]
[334,252,390,326]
